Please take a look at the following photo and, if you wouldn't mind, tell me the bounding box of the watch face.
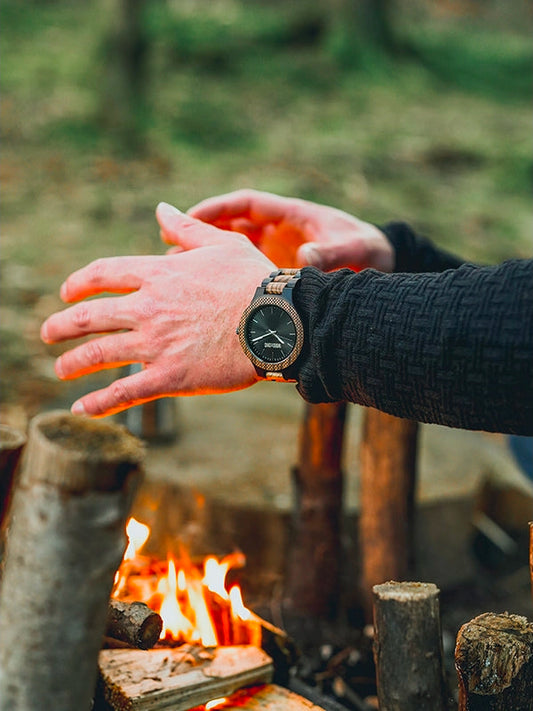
[245,304,298,363]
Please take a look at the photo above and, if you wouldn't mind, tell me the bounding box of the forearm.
[294,260,533,435]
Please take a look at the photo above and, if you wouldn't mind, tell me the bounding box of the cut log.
[284,402,347,619]
[107,599,163,650]
[359,409,419,619]
[97,644,274,710]
[455,612,533,711]
[373,581,448,711]
[529,521,533,599]
[0,411,144,711]
[0,424,26,555]
[211,683,330,710]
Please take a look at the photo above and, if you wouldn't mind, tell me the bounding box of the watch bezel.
[239,295,304,372]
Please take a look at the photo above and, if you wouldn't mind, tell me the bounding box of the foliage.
[0,0,531,412]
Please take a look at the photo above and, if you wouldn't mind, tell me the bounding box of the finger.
[41,293,138,344]
[71,367,167,418]
[156,201,234,249]
[54,332,141,380]
[297,240,369,272]
[188,189,292,226]
[58,255,159,302]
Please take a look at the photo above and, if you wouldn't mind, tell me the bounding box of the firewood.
[455,612,533,711]
[0,411,144,711]
[360,410,418,619]
[373,581,448,711]
[0,424,26,556]
[285,402,347,618]
[107,599,163,650]
[529,521,533,600]
[97,644,274,710]
[214,683,330,709]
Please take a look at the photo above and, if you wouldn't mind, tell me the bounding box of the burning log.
[0,424,26,557]
[373,581,448,711]
[106,599,163,650]
[359,409,418,619]
[97,644,274,710]
[285,402,347,619]
[0,411,144,711]
[455,612,533,711]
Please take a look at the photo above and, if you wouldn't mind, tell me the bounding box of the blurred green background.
[1,0,532,420]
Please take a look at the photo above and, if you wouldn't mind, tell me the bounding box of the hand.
[40,203,275,417]
[187,189,394,273]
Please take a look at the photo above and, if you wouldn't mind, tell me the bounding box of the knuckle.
[85,340,105,366]
[110,380,133,406]
[72,305,91,330]
[86,258,106,284]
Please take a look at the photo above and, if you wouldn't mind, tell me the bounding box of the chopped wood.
[373,581,448,711]
[529,521,533,600]
[205,683,330,709]
[107,599,163,650]
[455,611,533,711]
[359,410,418,619]
[0,424,26,554]
[285,402,347,618]
[98,644,274,710]
[0,411,144,711]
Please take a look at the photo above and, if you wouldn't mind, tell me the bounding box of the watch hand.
[251,331,275,343]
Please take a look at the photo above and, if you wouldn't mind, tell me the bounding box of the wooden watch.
[237,269,304,382]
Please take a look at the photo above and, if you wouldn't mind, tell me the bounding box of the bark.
[0,424,26,557]
[0,411,144,711]
[284,402,347,619]
[106,599,162,650]
[530,521,533,600]
[373,581,447,711]
[455,612,533,711]
[359,409,418,619]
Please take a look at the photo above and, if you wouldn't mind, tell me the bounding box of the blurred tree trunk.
[99,0,149,150]
[326,0,398,67]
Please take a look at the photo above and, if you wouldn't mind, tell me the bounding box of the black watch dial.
[245,304,297,363]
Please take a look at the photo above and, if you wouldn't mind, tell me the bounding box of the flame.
[114,518,259,648]
[229,585,250,621]
[159,559,194,640]
[124,517,150,560]
[205,699,228,710]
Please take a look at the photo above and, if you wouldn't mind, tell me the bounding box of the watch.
[237,269,305,382]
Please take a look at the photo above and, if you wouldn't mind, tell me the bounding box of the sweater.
[293,222,533,435]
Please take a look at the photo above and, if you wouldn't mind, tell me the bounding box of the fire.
[113,517,260,648]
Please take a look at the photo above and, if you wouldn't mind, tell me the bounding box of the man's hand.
[188,189,394,273]
[40,203,275,417]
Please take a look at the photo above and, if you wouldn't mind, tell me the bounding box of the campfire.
[111,517,262,649]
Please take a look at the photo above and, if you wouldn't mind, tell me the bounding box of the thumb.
[297,240,370,272]
[156,202,228,250]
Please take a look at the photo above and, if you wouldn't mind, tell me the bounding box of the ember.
[112,518,261,648]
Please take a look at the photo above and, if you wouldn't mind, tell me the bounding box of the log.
[455,612,533,711]
[284,402,347,619]
[106,599,162,650]
[0,424,26,555]
[359,409,419,619]
[530,521,533,600]
[0,411,144,711]
[220,683,331,710]
[373,581,448,711]
[97,644,274,710]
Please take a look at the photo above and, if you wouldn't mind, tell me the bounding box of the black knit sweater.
[293,222,533,435]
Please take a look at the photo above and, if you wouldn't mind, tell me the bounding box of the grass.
[1,0,531,415]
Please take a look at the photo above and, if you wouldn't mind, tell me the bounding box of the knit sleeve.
[293,259,533,435]
[380,221,465,272]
